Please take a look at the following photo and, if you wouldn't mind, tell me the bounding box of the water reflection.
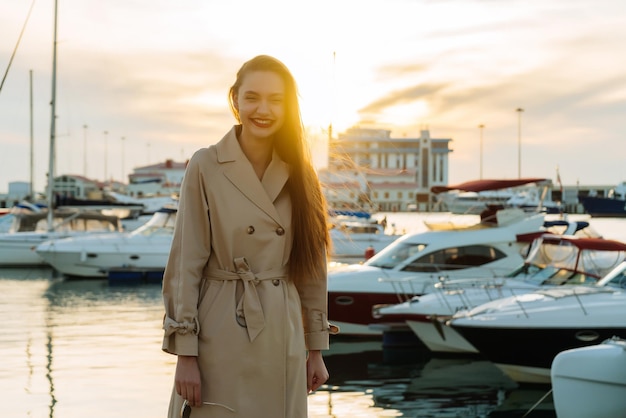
[310,337,555,417]
[1,270,171,418]
[1,269,555,418]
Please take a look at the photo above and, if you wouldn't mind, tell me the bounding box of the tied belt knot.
[205,257,288,342]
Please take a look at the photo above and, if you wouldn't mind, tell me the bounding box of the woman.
[162,55,338,418]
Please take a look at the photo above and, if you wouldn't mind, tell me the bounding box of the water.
[3,213,625,417]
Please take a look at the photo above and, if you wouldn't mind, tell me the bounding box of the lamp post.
[478,124,485,179]
[103,130,109,183]
[516,108,524,178]
[121,136,126,183]
[83,124,88,177]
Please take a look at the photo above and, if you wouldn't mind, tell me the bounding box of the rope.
[0,0,37,94]
[521,388,552,417]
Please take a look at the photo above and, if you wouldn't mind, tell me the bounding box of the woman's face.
[234,70,286,142]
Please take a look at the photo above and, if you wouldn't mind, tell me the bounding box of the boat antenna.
[46,0,59,232]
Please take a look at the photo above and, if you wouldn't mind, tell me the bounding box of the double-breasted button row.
[246,225,285,236]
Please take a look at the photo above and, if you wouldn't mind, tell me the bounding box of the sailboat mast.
[46,0,58,231]
[29,69,34,198]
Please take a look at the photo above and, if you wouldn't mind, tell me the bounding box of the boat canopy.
[538,235,626,251]
[431,178,549,194]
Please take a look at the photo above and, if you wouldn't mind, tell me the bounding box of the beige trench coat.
[162,126,333,418]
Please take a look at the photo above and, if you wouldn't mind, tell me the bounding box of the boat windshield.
[366,242,428,269]
[506,264,560,282]
[131,210,176,236]
[507,264,598,286]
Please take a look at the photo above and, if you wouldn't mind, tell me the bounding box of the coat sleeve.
[296,250,339,351]
[162,150,212,356]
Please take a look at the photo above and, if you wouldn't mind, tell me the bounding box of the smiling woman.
[161,55,336,418]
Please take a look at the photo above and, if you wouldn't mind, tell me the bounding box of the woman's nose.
[257,99,271,114]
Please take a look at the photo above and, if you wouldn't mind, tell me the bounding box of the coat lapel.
[216,127,289,224]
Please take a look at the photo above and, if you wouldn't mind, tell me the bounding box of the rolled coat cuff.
[161,316,200,356]
[305,310,340,350]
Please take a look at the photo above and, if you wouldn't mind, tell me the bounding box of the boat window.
[366,242,427,269]
[542,268,576,285]
[401,245,507,272]
[531,265,561,282]
[508,264,559,282]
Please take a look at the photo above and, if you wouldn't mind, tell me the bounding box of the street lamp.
[516,108,524,178]
[83,124,88,177]
[478,124,485,179]
[121,136,126,183]
[103,130,109,183]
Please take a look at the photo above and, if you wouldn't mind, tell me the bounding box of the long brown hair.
[229,55,330,283]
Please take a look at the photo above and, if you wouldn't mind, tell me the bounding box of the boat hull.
[579,195,626,217]
[407,319,478,354]
[36,235,172,278]
[329,291,407,336]
[551,337,626,418]
[451,325,626,384]
[38,248,170,278]
[0,232,97,266]
[0,238,48,266]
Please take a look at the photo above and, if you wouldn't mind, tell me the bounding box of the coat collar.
[216,126,290,224]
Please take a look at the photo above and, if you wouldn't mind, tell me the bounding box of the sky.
[1,0,626,194]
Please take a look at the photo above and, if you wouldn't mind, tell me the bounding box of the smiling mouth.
[252,118,273,127]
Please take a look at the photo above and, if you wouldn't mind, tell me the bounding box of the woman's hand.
[175,355,202,407]
[306,350,329,393]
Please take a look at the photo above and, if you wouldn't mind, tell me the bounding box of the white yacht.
[0,208,122,266]
[35,205,176,278]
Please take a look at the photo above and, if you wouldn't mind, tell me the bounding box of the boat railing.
[376,266,522,303]
[429,277,539,313]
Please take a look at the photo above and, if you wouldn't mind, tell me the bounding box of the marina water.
[3,213,626,417]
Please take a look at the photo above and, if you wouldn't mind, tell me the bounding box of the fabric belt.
[204,257,288,342]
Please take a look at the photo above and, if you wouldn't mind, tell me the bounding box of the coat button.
[247,226,255,234]
[272,279,280,286]
[275,227,285,236]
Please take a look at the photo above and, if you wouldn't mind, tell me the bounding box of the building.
[126,159,187,197]
[0,181,32,208]
[34,159,187,206]
[7,181,31,200]
[319,127,453,211]
[51,175,112,201]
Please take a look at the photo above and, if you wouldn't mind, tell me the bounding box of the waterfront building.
[11,159,187,207]
[319,127,453,211]
[126,159,186,197]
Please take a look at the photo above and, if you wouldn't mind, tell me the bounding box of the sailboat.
[0,0,123,267]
